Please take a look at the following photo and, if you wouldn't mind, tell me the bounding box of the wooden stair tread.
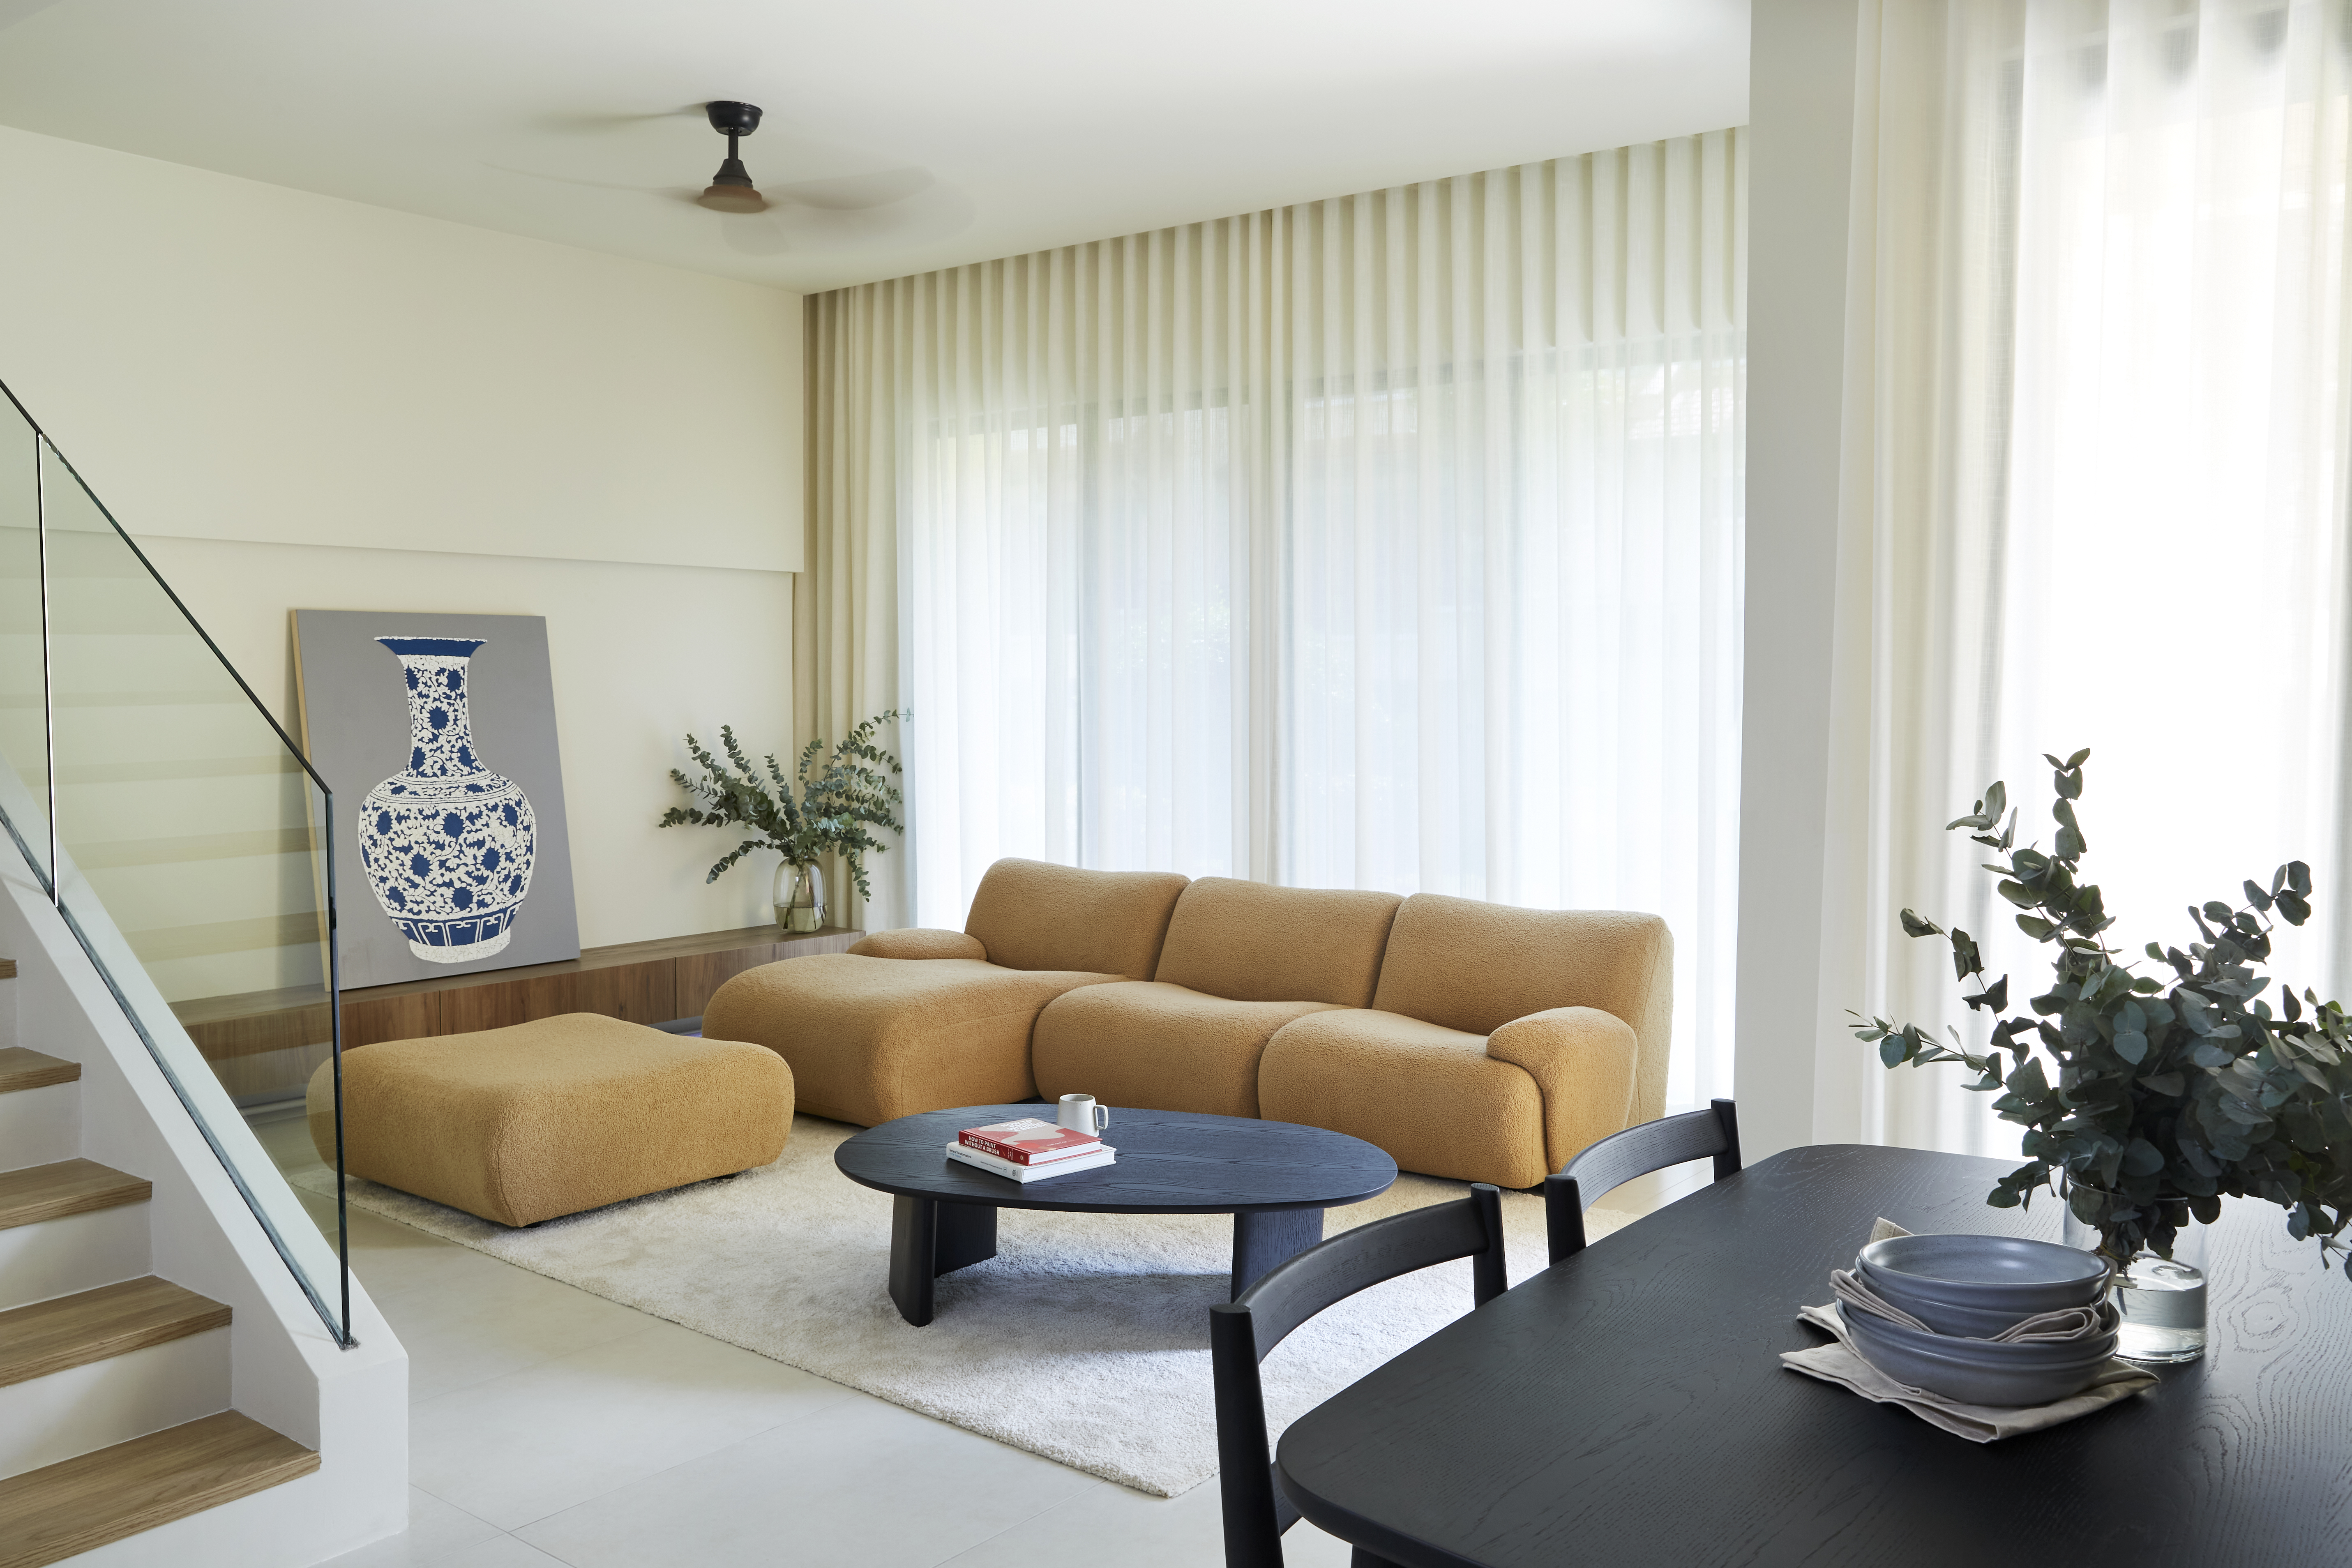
[0,1411,317,1568]
[0,1278,228,1389]
[0,1162,149,1233]
[0,1051,75,1095]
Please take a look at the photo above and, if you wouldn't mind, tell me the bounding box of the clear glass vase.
[773,859,826,934]
[2062,1184,2209,1364]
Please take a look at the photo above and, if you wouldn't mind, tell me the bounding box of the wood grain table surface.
[833,1104,1397,1215]
[1275,1144,2352,1568]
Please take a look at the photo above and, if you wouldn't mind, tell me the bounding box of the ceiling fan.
[682,99,974,254]
[489,100,975,255]
[695,100,768,212]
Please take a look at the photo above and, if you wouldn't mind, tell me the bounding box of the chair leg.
[1468,1183,1507,1303]
[1210,1305,1286,1568]
[1544,1173,1588,1264]
[1711,1097,1743,1179]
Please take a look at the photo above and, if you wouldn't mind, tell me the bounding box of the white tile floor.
[249,1109,1706,1568]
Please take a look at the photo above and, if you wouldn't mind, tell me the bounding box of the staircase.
[0,378,406,1565]
[0,1038,317,1568]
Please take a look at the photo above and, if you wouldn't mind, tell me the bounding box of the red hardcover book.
[958,1117,1102,1166]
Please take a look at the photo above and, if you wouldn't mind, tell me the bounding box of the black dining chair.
[1209,1184,1508,1568]
[1545,1097,1741,1264]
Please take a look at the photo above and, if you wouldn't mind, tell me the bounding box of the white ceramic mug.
[1057,1093,1109,1136]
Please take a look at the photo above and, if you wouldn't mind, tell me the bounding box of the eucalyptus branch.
[658,715,908,899]
[1852,750,2352,1278]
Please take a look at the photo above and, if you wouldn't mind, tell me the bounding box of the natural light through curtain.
[1829,0,2352,1153]
[815,132,1747,1112]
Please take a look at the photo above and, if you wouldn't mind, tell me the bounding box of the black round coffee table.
[835,1104,1397,1326]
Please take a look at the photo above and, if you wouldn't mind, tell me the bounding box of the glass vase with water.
[773,859,827,934]
[2063,1185,2209,1363]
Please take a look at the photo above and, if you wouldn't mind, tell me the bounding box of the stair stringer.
[0,858,407,1566]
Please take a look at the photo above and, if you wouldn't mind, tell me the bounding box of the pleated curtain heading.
[805,130,1746,1112]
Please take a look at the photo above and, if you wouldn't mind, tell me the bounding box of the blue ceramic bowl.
[1840,1303,2114,1407]
[1859,1234,2108,1327]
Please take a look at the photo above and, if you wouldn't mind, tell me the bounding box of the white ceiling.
[0,0,1748,294]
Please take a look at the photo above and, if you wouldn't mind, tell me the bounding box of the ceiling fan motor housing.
[706,101,763,137]
[699,101,768,212]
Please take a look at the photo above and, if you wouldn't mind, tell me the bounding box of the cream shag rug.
[293,1116,1629,1497]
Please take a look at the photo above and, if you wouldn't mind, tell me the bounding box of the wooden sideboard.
[178,925,860,1100]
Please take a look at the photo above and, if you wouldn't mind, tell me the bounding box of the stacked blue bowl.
[1844,1234,2115,1406]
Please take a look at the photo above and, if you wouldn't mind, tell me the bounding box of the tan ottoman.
[304,1012,793,1227]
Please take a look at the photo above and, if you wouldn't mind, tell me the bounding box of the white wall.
[1732,0,1863,1160]
[0,121,808,957]
[0,122,802,573]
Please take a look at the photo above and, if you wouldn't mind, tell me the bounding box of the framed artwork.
[293,609,581,989]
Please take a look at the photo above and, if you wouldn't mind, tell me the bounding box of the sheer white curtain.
[810,132,1747,1111]
[1823,0,2352,1153]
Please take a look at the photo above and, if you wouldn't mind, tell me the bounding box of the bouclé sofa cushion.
[848,928,987,961]
[1151,878,1402,1007]
[1257,1009,1550,1188]
[1370,896,1674,1124]
[1033,980,1344,1118]
[701,955,1117,1125]
[962,858,1189,978]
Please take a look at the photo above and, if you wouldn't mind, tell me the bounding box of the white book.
[943,1140,1116,1183]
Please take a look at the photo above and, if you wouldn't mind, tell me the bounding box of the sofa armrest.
[1485,1005,1641,1175]
[847,928,989,962]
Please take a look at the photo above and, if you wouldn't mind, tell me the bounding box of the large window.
[816,133,1747,1111]
[1831,0,2352,1152]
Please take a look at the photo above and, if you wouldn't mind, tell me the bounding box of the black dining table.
[1275,1144,2352,1568]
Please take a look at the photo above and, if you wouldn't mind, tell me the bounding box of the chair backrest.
[1153,878,1403,1006]
[960,858,1190,978]
[1370,895,1676,1123]
[1544,1098,1741,1264]
[1208,1187,1506,1568]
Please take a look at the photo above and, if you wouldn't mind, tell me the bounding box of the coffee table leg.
[935,1199,999,1276]
[889,1195,1001,1326]
[1231,1208,1324,1300]
[888,1195,937,1325]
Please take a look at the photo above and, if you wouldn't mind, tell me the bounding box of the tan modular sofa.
[703,857,1672,1190]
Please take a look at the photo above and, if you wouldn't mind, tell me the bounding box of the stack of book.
[945,1116,1116,1182]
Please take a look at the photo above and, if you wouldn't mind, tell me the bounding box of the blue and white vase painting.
[356,636,537,963]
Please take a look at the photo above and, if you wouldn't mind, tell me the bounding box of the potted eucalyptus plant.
[659,713,905,933]
[1852,749,2352,1360]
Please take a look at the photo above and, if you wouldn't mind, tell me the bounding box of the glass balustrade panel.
[36,432,350,1344]
[0,394,48,885]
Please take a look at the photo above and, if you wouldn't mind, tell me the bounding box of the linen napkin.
[1780,1217,2158,1442]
